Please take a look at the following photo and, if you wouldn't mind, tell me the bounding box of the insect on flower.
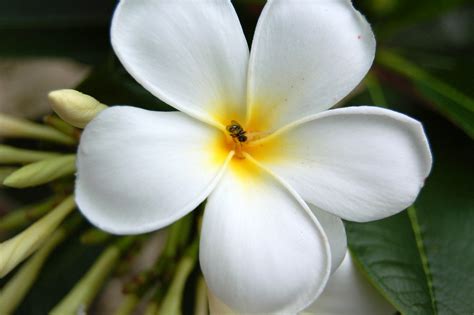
[226,120,247,143]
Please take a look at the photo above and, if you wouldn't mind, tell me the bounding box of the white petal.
[309,205,347,273]
[76,107,231,234]
[111,0,249,128]
[251,106,432,222]
[200,158,331,313]
[303,252,396,315]
[207,253,395,315]
[246,0,375,132]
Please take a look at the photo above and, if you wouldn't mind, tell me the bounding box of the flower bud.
[3,154,76,188]
[48,89,108,128]
[0,113,75,145]
[0,144,59,164]
[0,229,66,314]
[0,196,75,278]
[0,167,17,184]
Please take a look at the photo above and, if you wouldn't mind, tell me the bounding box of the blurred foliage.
[2,229,106,314]
[0,0,473,314]
[77,56,173,112]
[0,0,116,64]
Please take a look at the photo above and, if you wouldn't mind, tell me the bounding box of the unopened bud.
[0,229,66,313]
[48,89,107,128]
[3,154,76,188]
[0,113,75,145]
[0,167,17,184]
[0,196,75,278]
[0,144,59,164]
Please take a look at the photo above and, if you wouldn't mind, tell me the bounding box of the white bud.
[48,89,107,128]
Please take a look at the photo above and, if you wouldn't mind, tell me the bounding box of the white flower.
[75,0,432,313]
[303,252,396,315]
[209,251,396,315]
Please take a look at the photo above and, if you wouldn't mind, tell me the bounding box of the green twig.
[0,215,82,314]
[43,115,80,140]
[0,196,62,232]
[158,240,199,315]
[194,275,209,315]
[50,236,138,315]
[0,145,61,164]
[0,113,75,145]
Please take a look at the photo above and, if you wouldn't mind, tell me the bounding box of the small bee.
[226,120,247,142]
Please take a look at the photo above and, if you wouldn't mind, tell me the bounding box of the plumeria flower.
[209,251,396,314]
[75,0,432,313]
[303,251,396,315]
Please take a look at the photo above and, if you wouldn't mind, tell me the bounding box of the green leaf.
[408,141,474,314]
[376,50,474,138]
[346,213,434,315]
[0,0,117,63]
[346,109,474,314]
[413,82,474,139]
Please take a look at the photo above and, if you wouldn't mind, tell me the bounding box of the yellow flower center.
[210,118,283,180]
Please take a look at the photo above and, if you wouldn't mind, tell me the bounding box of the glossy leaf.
[346,213,434,315]
[409,137,474,314]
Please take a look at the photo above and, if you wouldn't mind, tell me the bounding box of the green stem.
[0,230,66,314]
[43,115,80,140]
[0,145,61,164]
[0,113,75,145]
[80,228,112,245]
[0,196,62,232]
[0,215,81,314]
[49,236,137,315]
[158,240,199,315]
[0,195,75,278]
[113,294,140,315]
[194,275,209,315]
